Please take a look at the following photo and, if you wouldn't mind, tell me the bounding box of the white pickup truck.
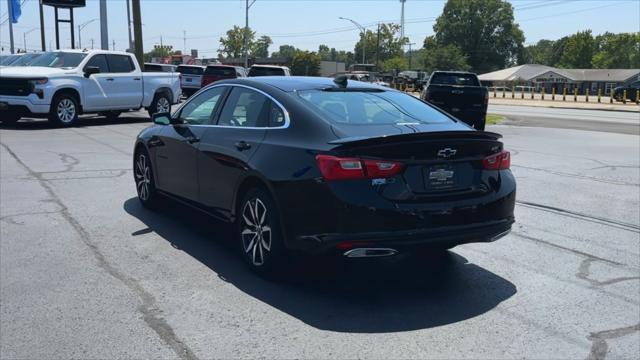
[0,50,181,126]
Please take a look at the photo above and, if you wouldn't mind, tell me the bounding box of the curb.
[488,102,639,113]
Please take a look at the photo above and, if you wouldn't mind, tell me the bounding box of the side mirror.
[84,66,100,78]
[152,112,172,125]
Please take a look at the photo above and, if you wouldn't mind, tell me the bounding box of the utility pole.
[244,0,257,68]
[90,38,94,49]
[183,30,186,54]
[400,0,406,41]
[112,40,116,51]
[7,0,15,53]
[339,17,366,64]
[126,0,133,51]
[132,0,144,68]
[39,0,46,51]
[99,0,109,50]
[23,28,38,53]
[375,23,381,71]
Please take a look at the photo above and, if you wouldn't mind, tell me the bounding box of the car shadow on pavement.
[124,197,517,333]
[0,115,150,130]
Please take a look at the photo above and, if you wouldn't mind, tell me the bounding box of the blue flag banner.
[10,0,21,24]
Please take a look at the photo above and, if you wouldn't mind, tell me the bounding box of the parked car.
[0,50,181,126]
[613,81,640,102]
[421,71,489,130]
[144,63,177,72]
[176,64,205,97]
[201,65,246,87]
[248,65,291,77]
[133,76,515,274]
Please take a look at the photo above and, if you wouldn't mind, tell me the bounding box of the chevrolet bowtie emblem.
[437,148,457,158]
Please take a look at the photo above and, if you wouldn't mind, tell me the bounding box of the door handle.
[133,77,141,81]
[235,141,251,151]
[106,78,114,81]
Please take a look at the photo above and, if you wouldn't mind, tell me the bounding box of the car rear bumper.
[297,218,514,255]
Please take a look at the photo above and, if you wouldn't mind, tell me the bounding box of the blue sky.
[1,0,639,56]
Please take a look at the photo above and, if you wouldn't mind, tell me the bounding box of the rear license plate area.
[424,164,456,189]
[186,78,192,82]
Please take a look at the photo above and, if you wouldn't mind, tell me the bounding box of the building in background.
[479,64,640,94]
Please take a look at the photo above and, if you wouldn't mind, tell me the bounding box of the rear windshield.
[176,66,204,75]
[249,67,285,77]
[144,64,162,72]
[430,73,479,86]
[297,90,452,125]
[205,66,235,76]
[28,52,87,69]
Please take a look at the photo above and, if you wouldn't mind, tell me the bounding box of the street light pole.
[244,0,257,68]
[23,28,39,52]
[339,17,366,64]
[77,18,98,49]
[407,42,415,69]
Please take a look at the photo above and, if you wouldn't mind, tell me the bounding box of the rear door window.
[106,55,135,73]
[217,87,269,127]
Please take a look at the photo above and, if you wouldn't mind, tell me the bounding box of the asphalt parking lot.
[1,106,639,359]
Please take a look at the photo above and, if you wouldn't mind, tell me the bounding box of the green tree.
[382,56,408,72]
[143,45,173,63]
[354,23,407,65]
[290,50,321,76]
[432,0,525,73]
[421,37,470,73]
[592,32,640,69]
[251,35,272,58]
[524,39,556,66]
[318,44,332,60]
[219,25,254,58]
[271,45,297,59]
[559,30,595,68]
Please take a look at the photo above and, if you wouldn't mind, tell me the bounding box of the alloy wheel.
[241,198,272,266]
[135,154,151,201]
[56,98,76,123]
[157,97,170,113]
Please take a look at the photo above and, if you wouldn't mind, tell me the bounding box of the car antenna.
[333,75,348,88]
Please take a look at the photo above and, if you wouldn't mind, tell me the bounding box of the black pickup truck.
[421,71,488,130]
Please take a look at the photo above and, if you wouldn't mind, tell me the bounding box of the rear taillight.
[482,150,510,170]
[315,155,404,181]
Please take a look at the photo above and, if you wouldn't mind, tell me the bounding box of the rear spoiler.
[328,130,502,146]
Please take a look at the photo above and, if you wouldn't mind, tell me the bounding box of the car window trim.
[183,84,290,130]
[175,86,230,126]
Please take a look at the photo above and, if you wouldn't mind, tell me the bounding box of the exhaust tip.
[343,248,398,258]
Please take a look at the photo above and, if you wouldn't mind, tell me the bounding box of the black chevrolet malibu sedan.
[133,76,515,274]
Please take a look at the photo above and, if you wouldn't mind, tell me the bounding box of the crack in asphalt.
[512,164,639,186]
[577,258,640,287]
[587,323,640,360]
[43,170,129,181]
[0,211,63,225]
[0,142,198,360]
[511,232,622,266]
[54,152,80,173]
[516,201,640,233]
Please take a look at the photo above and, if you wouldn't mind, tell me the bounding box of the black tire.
[1,111,21,125]
[147,92,171,118]
[237,188,285,275]
[49,93,79,127]
[134,147,159,209]
[475,118,486,131]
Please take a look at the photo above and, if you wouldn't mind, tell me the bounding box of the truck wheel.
[1,111,21,125]
[148,92,171,118]
[49,93,79,127]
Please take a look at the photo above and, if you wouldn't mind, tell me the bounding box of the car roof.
[206,64,236,68]
[250,64,290,69]
[177,64,205,68]
[219,76,389,92]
